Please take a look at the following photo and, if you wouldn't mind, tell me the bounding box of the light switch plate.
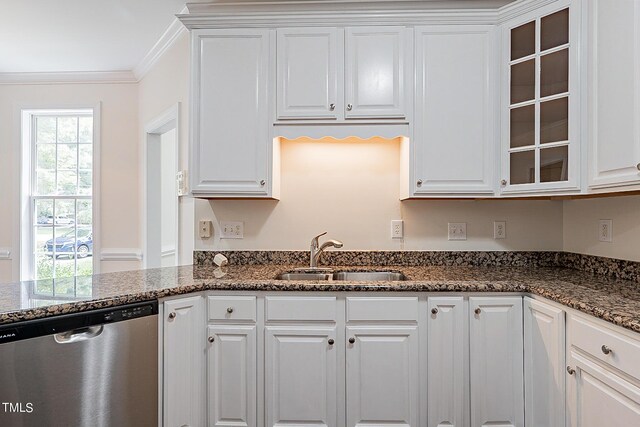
[599,219,612,242]
[494,221,506,239]
[391,220,404,239]
[448,223,467,241]
[220,221,244,239]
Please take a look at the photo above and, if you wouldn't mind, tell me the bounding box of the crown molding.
[0,70,137,85]
[133,6,189,81]
[496,0,560,23]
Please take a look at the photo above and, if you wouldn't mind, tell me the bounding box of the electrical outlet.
[220,221,244,239]
[448,223,467,241]
[599,219,612,242]
[494,221,506,239]
[199,220,212,238]
[391,220,404,239]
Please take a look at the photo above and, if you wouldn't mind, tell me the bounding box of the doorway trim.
[143,103,180,269]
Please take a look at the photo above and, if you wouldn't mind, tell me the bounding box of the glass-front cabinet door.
[501,1,580,195]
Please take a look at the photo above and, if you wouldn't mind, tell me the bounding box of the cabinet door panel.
[588,0,640,188]
[207,325,256,427]
[524,297,565,427]
[345,27,408,118]
[192,29,271,196]
[413,26,495,195]
[427,297,465,427]
[265,327,338,427]
[277,28,339,119]
[469,297,524,427]
[346,326,418,427]
[163,296,205,427]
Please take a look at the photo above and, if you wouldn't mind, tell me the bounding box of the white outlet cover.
[391,220,404,239]
[599,219,612,242]
[448,222,467,241]
[198,220,212,239]
[494,221,506,239]
[220,221,244,239]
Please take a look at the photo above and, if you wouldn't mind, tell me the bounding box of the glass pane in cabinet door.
[541,49,568,97]
[540,145,569,182]
[511,59,535,104]
[510,150,535,185]
[541,97,568,144]
[510,105,535,148]
[541,9,569,51]
[511,21,536,60]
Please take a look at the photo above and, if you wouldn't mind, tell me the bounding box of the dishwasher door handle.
[54,325,104,344]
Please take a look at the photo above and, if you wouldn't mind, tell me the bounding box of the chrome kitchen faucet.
[310,232,343,268]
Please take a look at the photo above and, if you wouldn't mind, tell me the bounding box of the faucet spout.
[309,233,343,268]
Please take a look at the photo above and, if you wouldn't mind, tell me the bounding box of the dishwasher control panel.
[104,304,155,322]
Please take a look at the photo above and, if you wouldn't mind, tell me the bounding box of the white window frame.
[19,104,101,281]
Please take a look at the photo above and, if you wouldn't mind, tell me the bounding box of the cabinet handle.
[566,366,575,375]
[431,308,438,315]
[260,180,266,186]
[329,103,336,111]
[636,163,640,171]
[348,337,356,344]
[226,307,234,314]
[501,179,507,186]
[208,336,215,343]
[346,103,353,111]
[416,179,423,187]
[328,338,335,345]
[601,344,613,355]
[168,312,176,320]
[474,308,481,315]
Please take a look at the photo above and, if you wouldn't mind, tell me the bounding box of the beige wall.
[0,82,140,283]
[563,195,640,262]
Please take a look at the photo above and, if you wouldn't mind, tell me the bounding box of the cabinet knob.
[474,308,481,315]
[260,180,266,186]
[208,336,215,343]
[601,344,613,355]
[637,163,640,171]
[168,312,176,320]
[226,307,234,314]
[346,103,353,111]
[329,103,336,111]
[348,337,356,344]
[431,308,438,315]
[416,179,423,187]
[328,338,335,345]
[501,179,507,186]
[566,366,575,375]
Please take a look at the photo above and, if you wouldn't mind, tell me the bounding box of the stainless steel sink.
[333,271,406,281]
[277,272,333,281]
[276,271,406,281]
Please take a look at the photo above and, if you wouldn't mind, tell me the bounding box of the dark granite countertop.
[1,264,640,334]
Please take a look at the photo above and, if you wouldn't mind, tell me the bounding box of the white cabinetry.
[427,297,466,427]
[190,29,274,197]
[163,295,205,427]
[276,26,410,122]
[469,297,524,427]
[587,0,640,190]
[524,297,565,427]
[412,25,495,196]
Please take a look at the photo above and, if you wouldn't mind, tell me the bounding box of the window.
[23,110,95,280]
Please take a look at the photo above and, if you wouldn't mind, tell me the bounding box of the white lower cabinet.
[345,326,419,427]
[207,325,257,427]
[469,297,524,427]
[163,295,206,427]
[265,326,339,427]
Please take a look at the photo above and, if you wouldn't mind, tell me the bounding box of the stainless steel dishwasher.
[0,301,158,427]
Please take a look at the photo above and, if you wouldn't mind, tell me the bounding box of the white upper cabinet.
[500,1,581,195]
[276,28,340,120]
[587,0,640,190]
[412,25,496,196]
[276,26,410,122]
[190,29,274,197]
[345,26,409,119]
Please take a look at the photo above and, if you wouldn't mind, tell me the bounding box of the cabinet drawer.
[346,297,419,322]
[265,297,337,321]
[570,314,640,380]
[208,296,256,322]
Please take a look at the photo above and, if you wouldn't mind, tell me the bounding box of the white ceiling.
[0,0,187,73]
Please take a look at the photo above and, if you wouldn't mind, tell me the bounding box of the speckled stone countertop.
[2,263,640,334]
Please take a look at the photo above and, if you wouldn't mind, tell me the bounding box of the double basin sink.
[277,271,406,282]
